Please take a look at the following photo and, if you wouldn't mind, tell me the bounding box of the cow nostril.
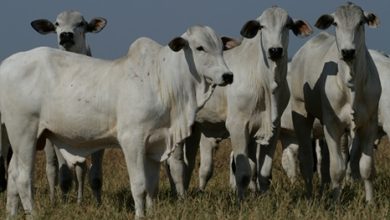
[341,49,356,61]
[60,32,74,40]
[222,73,234,84]
[268,47,283,60]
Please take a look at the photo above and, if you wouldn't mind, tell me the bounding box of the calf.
[29,10,107,203]
[1,25,233,218]
[289,3,380,201]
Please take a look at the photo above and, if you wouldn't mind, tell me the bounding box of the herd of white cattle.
[0,2,388,218]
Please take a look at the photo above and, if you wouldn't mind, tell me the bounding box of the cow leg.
[280,133,299,183]
[75,161,87,204]
[317,139,331,188]
[226,119,251,201]
[292,111,314,198]
[53,144,73,201]
[0,124,11,192]
[89,149,104,204]
[183,125,202,190]
[0,155,6,192]
[257,126,279,193]
[165,143,186,197]
[5,119,38,217]
[323,125,345,201]
[120,134,147,218]
[357,125,376,203]
[44,140,58,203]
[198,135,218,191]
[144,156,160,212]
[6,155,18,216]
[247,138,257,192]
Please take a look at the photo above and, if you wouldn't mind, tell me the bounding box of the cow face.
[31,11,107,53]
[240,6,312,62]
[169,25,233,86]
[315,3,379,62]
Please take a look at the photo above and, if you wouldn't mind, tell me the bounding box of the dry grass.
[1,139,390,219]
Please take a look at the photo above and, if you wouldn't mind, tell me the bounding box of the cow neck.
[340,44,379,132]
[234,34,287,145]
[156,46,205,161]
[341,46,371,102]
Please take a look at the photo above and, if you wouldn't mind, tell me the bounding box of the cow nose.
[222,72,234,85]
[341,49,355,61]
[268,47,283,61]
[60,32,74,41]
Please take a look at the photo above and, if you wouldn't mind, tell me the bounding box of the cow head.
[31,11,107,54]
[240,6,312,62]
[168,25,233,87]
[315,2,379,62]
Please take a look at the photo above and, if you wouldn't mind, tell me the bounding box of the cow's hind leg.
[5,119,38,217]
[144,156,160,213]
[257,126,279,193]
[44,140,58,203]
[292,111,314,198]
[6,155,18,216]
[0,155,6,192]
[165,143,186,197]
[75,161,87,204]
[89,149,104,204]
[198,135,218,191]
[53,144,73,202]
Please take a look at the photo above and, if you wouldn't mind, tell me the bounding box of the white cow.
[289,3,380,202]
[30,11,107,204]
[1,25,233,218]
[166,6,312,199]
[282,50,390,186]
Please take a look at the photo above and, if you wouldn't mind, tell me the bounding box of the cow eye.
[77,22,85,28]
[333,22,338,27]
[196,46,205,52]
[358,20,364,26]
[55,22,59,26]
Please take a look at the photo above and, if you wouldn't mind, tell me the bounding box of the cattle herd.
[0,2,388,219]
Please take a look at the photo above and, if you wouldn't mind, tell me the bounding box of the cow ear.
[221,36,240,50]
[31,19,56,35]
[87,17,107,33]
[290,20,313,37]
[365,12,379,28]
[168,37,188,52]
[315,14,334,30]
[240,20,262,39]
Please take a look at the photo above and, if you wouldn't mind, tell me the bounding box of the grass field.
[1,139,390,219]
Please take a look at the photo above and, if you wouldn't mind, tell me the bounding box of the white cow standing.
[166,6,312,199]
[289,3,380,202]
[30,11,107,204]
[1,25,233,218]
[282,50,390,186]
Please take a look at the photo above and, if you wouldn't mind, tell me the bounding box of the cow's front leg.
[226,119,251,201]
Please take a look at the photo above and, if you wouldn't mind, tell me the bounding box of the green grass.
[1,139,390,219]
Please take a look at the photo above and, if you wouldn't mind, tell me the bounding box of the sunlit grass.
[1,139,390,219]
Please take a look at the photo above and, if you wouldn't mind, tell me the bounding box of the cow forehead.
[186,26,222,50]
[56,11,85,25]
[334,4,364,25]
[259,7,290,26]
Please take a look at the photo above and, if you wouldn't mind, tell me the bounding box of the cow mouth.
[60,39,75,49]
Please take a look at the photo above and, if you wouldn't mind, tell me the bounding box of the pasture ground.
[1,139,390,219]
